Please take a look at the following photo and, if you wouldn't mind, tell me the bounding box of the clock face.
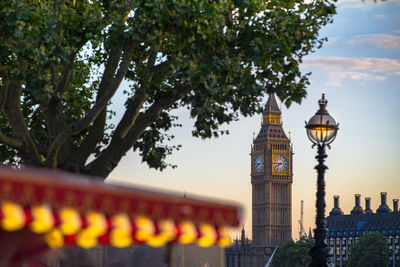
[254,156,263,173]
[274,155,288,172]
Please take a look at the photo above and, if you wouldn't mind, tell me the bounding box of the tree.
[0,0,336,179]
[347,232,390,267]
[271,236,314,267]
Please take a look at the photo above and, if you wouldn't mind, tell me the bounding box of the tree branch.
[0,69,9,111]
[70,40,136,135]
[0,130,23,149]
[57,38,89,95]
[57,51,78,95]
[86,85,192,178]
[42,37,90,147]
[113,45,161,139]
[48,39,137,169]
[115,93,148,139]
[4,79,43,166]
[0,67,22,150]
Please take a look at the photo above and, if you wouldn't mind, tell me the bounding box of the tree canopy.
[0,0,336,178]
[347,232,390,267]
[271,236,314,267]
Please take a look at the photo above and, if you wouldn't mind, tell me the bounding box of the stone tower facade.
[250,94,293,266]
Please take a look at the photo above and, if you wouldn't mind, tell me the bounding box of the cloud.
[326,36,342,45]
[337,0,400,9]
[348,34,400,49]
[326,72,386,86]
[374,14,386,19]
[303,57,400,86]
[303,57,400,72]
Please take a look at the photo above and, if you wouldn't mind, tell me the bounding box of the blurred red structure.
[0,166,241,266]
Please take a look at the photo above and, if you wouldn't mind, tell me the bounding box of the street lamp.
[305,94,339,267]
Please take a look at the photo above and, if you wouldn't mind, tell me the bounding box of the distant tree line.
[271,232,392,267]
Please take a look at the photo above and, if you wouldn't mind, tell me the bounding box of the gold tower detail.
[251,94,293,266]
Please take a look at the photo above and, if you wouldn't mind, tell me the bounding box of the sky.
[108,0,400,240]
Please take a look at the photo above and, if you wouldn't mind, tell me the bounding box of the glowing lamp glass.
[30,204,54,234]
[1,201,25,231]
[306,114,338,146]
[60,207,82,235]
[307,127,336,144]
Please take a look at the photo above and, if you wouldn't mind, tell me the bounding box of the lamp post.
[305,94,339,267]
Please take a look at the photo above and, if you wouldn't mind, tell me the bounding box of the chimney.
[329,195,344,216]
[393,199,399,212]
[377,192,391,213]
[364,197,373,214]
[351,194,363,215]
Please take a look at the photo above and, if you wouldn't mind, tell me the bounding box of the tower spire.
[241,225,245,244]
[264,93,281,113]
[262,94,282,126]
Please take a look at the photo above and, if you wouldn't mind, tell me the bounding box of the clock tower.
[251,94,293,265]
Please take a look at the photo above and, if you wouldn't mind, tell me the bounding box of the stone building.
[327,192,400,267]
[250,94,293,265]
[225,227,254,267]
[226,94,293,267]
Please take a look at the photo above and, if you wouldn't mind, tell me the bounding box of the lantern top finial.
[316,94,329,115]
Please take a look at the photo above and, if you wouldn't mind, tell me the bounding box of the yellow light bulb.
[146,219,176,247]
[59,207,82,235]
[197,223,216,247]
[44,228,64,248]
[76,228,98,249]
[110,213,132,248]
[134,215,155,242]
[85,211,107,237]
[178,221,196,245]
[30,204,54,234]
[217,226,231,247]
[1,201,25,231]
